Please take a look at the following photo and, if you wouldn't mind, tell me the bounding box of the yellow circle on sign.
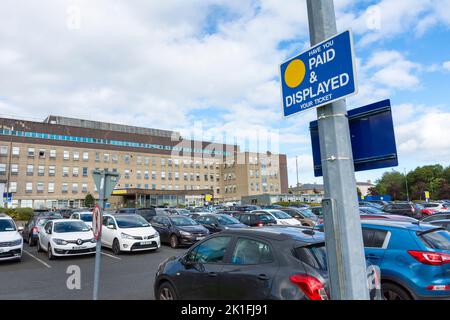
[284,59,306,88]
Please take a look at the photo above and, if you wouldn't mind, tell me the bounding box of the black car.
[57,208,74,219]
[232,212,276,227]
[421,212,450,223]
[154,226,380,300]
[117,207,160,222]
[22,214,62,246]
[195,214,248,233]
[382,202,422,218]
[150,215,209,248]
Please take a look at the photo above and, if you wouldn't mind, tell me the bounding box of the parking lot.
[0,242,184,300]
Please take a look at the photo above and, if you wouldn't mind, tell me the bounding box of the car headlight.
[90,238,96,243]
[11,239,22,246]
[53,238,68,245]
[179,231,191,236]
[121,232,134,240]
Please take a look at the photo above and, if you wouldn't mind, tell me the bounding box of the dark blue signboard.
[310,99,398,177]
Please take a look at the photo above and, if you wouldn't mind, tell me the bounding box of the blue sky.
[0,0,449,187]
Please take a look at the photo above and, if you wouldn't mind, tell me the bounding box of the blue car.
[361,220,450,300]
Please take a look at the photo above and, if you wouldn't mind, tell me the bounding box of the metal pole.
[93,173,105,300]
[404,168,410,202]
[306,0,369,300]
[296,156,299,187]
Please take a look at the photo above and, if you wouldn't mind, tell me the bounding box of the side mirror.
[107,224,115,229]
[18,226,24,232]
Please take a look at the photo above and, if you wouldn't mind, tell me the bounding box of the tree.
[374,171,406,200]
[84,193,95,208]
[357,187,362,198]
[367,187,379,196]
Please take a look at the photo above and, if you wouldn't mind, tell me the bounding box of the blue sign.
[280,30,357,117]
[310,99,398,177]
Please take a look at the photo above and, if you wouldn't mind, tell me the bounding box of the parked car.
[418,202,449,213]
[279,207,319,226]
[69,211,93,229]
[153,226,381,300]
[150,215,209,248]
[101,214,160,254]
[166,208,191,216]
[288,203,311,209]
[427,219,450,232]
[360,201,384,210]
[366,200,389,207]
[415,203,438,216]
[57,208,74,219]
[22,214,62,246]
[234,205,261,212]
[382,202,422,219]
[195,214,248,233]
[253,210,302,226]
[233,212,277,227]
[37,219,96,260]
[359,206,385,215]
[421,212,450,223]
[261,205,283,209]
[0,214,23,262]
[311,206,323,217]
[361,220,450,300]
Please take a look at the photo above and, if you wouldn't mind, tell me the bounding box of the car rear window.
[418,229,450,251]
[257,214,276,222]
[294,243,327,271]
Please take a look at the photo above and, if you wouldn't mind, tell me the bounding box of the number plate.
[72,246,86,250]
[141,241,153,245]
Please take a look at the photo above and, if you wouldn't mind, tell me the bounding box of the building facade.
[0,116,288,209]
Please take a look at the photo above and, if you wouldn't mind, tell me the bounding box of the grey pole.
[296,156,300,187]
[404,168,410,202]
[306,0,370,300]
[93,173,105,300]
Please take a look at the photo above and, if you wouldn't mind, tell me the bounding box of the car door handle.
[367,254,380,259]
[258,274,270,280]
[208,272,218,277]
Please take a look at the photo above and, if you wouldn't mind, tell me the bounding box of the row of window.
[0,129,231,156]
[8,182,91,193]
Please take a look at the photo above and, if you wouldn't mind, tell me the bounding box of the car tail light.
[32,227,38,233]
[256,222,264,227]
[289,274,328,300]
[408,250,450,266]
[426,285,450,291]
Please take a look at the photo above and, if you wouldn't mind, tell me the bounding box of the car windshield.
[37,219,49,227]
[269,210,292,219]
[54,221,90,233]
[258,214,276,222]
[0,219,16,232]
[116,215,150,228]
[418,229,450,251]
[170,216,198,226]
[299,208,317,219]
[217,215,240,225]
[80,214,93,222]
[178,209,191,215]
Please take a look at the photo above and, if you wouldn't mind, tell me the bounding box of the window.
[48,166,55,176]
[151,184,156,190]
[124,169,130,179]
[83,167,88,177]
[62,167,69,177]
[38,149,46,159]
[10,164,18,175]
[27,164,34,176]
[0,163,6,175]
[72,167,79,177]
[161,158,166,166]
[49,149,56,159]
[161,172,166,180]
[187,236,231,264]
[144,157,149,165]
[48,183,55,193]
[73,151,80,161]
[37,182,44,193]
[231,238,274,265]
[136,170,142,179]
[137,156,142,165]
[61,183,68,193]
[362,228,389,248]
[151,171,155,179]
[104,153,109,162]
[9,182,17,193]
[144,170,150,179]
[184,173,188,181]
[72,183,78,193]
[95,152,100,162]
[168,172,172,180]
[294,244,328,271]
[12,147,20,156]
[124,155,130,164]
[26,182,33,192]
[0,146,8,155]
[38,165,45,176]
[63,150,70,160]
[112,154,118,163]
[418,230,450,251]
[82,184,88,193]
[136,183,141,189]
[83,152,89,161]
[175,172,179,180]
[27,148,35,157]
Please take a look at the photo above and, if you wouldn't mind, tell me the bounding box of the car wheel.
[37,240,43,252]
[112,239,121,255]
[157,282,178,300]
[170,235,179,248]
[382,283,411,300]
[47,245,55,260]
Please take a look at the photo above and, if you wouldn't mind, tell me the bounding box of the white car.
[254,209,302,226]
[70,211,93,229]
[0,214,23,262]
[37,219,96,260]
[101,214,160,255]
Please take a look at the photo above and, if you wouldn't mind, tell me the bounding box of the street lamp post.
[404,168,410,202]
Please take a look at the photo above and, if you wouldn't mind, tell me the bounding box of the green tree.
[84,193,95,208]
[374,171,406,200]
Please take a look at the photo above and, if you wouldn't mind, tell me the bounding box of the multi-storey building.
[0,115,288,208]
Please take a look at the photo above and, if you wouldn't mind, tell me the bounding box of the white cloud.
[444,61,450,71]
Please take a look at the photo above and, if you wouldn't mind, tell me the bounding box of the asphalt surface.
[0,242,185,300]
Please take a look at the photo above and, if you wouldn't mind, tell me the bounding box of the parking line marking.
[23,250,52,269]
[101,252,121,260]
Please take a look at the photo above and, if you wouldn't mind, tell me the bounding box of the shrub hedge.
[0,207,34,221]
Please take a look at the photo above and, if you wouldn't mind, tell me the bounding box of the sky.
[0,0,450,187]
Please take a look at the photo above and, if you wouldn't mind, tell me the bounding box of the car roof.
[52,219,80,223]
[219,226,324,243]
[0,213,12,219]
[362,219,440,231]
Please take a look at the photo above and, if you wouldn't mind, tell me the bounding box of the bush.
[0,207,34,221]
[84,193,95,207]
